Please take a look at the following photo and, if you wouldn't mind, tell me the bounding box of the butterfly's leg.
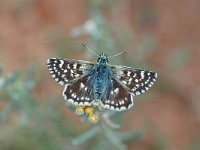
[97,100,105,111]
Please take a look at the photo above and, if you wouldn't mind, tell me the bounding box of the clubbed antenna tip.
[82,43,86,47]
[81,43,98,56]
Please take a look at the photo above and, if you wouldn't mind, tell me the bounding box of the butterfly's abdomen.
[94,78,102,98]
[93,65,110,99]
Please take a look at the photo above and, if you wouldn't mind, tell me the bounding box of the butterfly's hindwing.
[101,77,134,111]
[62,74,95,106]
[47,58,93,85]
[111,66,158,96]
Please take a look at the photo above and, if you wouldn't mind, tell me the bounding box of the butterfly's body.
[47,52,157,111]
[90,54,111,100]
[93,65,110,99]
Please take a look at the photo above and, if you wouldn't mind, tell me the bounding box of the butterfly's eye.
[97,57,100,62]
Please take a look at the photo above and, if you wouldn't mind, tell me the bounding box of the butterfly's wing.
[100,65,157,111]
[47,58,95,105]
[62,72,96,106]
[47,58,94,85]
[101,77,134,111]
[111,65,158,96]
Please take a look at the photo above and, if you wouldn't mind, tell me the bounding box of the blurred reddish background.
[0,0,200,150]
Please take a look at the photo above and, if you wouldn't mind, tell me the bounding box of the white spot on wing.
[84,87,88,91]
[59,81,64,85]
[73,63,77,69]
[48,67,53,71]
[120,106,126,111]
[127,71,131,76]
[70,70,74,74]
[80,83,84,89]
[75,74,80,78]
[155,73,158,78]
[135,91,141,95]
[128,78,132,82]
[141,71,145,79]
[111,91,114,95]
[114,88,119,94]
[122,81,127,84]
[59,60,64,69]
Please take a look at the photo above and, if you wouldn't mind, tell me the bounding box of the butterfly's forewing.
[62,73,95,106]
[111,65,158,96]
[47,58,94,85]
[101,77,134,111]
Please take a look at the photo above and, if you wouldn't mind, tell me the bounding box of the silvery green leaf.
[72,127,99,145]
[118,130,142,142]
[102,123,126,150]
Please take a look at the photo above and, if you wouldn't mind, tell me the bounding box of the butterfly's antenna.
[82,43,98,57]
[108,50,127,58]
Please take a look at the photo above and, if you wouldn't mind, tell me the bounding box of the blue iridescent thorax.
[91,53,111,99]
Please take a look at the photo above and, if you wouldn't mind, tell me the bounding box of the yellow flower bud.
[75,106,85,116]
[89,114,99,124]
[85,107,94,116]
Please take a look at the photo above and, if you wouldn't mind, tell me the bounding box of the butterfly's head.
[82,44,126,64]
[97,53,109,64]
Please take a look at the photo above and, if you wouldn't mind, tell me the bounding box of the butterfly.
[47,45,158,111]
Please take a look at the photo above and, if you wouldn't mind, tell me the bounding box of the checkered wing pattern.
[111,65,158,96]
[62,73,95,106]
[47,58,93,85]
[47,58,95,105]
[47,58,158,112]
[99,65,157,111]
[101,77,134,111]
